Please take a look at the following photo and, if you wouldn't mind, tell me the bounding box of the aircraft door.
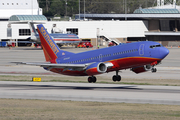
[139,44,144,56]
[99,54,102,61]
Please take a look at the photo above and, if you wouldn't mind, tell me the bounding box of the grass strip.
[0,98,180,120]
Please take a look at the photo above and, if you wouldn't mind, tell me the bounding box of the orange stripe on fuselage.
[86,67,98,75]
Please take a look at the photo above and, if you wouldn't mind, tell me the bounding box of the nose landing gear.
[151,68,157,73]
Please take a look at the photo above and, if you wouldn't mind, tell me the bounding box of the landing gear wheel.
[112,70,121,82]
[117,75,121,81]
[151,68,157,73]
[92,76,97,83]
[112,75,121,82]
[88,76,97,83]
[113,75,117,82]
[88,77,92,83]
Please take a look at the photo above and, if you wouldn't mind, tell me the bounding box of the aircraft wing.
[12,62,89,71]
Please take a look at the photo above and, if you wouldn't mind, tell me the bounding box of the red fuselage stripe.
[48,57,161,76]
[54,39,80,41]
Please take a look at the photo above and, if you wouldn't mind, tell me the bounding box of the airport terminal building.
[0,0,42,21]
[0,0,180,47]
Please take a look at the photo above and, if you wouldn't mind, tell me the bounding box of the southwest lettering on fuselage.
[40,27,59,54]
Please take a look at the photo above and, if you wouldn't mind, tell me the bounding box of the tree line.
[38,0,175,18]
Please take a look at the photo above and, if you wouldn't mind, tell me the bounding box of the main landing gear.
[87,71,121,83]
[88,76,97,83]
[112,70,121,82]
[151,68,157,73]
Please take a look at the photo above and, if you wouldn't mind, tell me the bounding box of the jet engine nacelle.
[86,62,113,75]
[131,64,152,74]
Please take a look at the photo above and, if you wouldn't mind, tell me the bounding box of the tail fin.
[37,24,74,62]
[28,22,38,37]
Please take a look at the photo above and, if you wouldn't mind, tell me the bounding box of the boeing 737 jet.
[14,24,169,83]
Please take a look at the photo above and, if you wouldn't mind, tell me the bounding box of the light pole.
[125,0,127,20]
[65,0,67,18]
[84,0,85,20]
[79,0,80,19]
[32,0,33,21]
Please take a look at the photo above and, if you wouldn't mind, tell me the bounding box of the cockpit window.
[150,44,161,48]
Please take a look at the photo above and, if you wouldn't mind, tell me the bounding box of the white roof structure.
[9,15,47,21]
[0,0,42,20]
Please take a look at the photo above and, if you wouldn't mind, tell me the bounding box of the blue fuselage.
[58,41,168,64]
[48,41,169,76]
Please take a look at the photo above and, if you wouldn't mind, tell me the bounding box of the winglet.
[37,24,74,63]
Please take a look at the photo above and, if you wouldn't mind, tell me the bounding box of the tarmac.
[1,81,180,105]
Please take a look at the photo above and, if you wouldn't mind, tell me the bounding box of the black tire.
[88,77,92,83]
[92,76,97,83]
[152,68,157,73]
[112,75,121,82]
[112,75,117,82]
[117,75,121,81]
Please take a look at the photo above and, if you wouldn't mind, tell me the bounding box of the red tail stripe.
[37,28,58,61]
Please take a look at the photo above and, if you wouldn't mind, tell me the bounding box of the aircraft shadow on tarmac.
[2,84,180,93]
[0,84,142,91]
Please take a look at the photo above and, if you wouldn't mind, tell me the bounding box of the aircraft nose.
[160,47,169,59]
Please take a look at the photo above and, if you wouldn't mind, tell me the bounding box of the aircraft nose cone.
[160,47,169,59]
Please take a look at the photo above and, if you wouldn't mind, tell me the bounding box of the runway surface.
[0,47,180,105]
[1,81,180,105]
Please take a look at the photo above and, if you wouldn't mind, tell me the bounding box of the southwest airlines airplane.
[14,24,169,83]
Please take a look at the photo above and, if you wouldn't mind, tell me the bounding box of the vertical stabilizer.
[37,24,74,62]
[28,22,38,36]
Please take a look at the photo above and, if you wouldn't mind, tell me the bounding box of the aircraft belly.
[50,68,87,76]
[132,57,161,65]
[108,57,161,72]
[45,57,161,76]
